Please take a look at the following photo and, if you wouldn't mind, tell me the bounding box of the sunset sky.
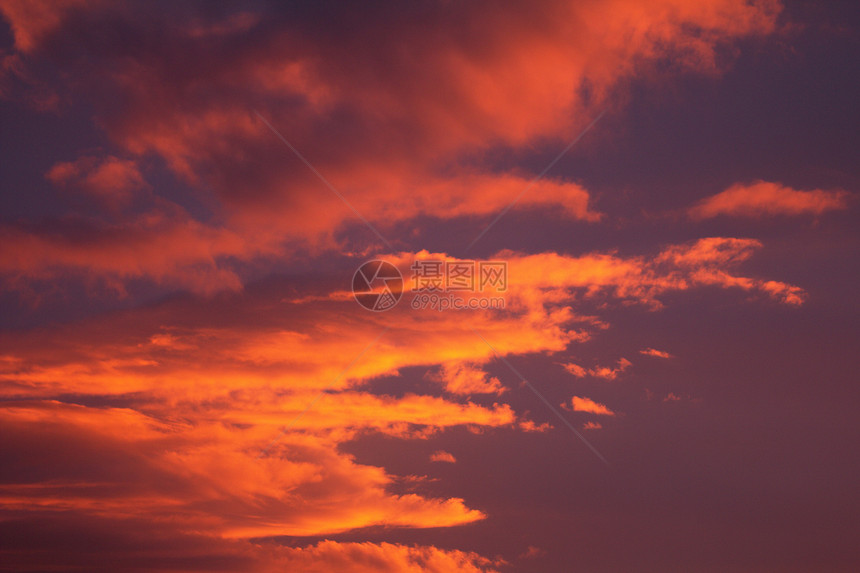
[1,1,858,571]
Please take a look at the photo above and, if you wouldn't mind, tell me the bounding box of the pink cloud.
[46,155,147,210]
[689,180,850,219]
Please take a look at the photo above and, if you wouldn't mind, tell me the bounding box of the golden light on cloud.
[427,362,506,396]
[569,396,616,416]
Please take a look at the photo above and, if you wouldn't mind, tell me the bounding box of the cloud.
[640,348,673,359]
[0,241,807,568]
[0,235,802,562]
[652,237,806,306]
[269,540,501,573]
[519,420,552,433]
[0,518,501,573]
[562,362,588,377]
[427,362,505,395]
[0,0,97,53]
[561,358,631,380]
[569,396,616,416]
[0,213,251,295]
[430,451,457,464]
[0,3,807,569]
[590,358,632,380]
[498,237,805,309]
[0,240,805,400]
[0,400,487,539]
[689,180,850,219]
[582,422,603,430]
[46,155,147,210]
[519,545,546,559]
[0,0,784,293]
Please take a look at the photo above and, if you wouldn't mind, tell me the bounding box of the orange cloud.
[689,180,850,219]
[653,237,806,306]
[0,0,785,295]
[0,401,486,539]
[570,396,616,416]
[519,420,552,433]
[500,237,804,309]
[640,348,673,359]
[0,238,808,568]
[0,235,803,559]
[590,358,632,380]
[430,451,457,464]
[0,239,804,401]
[561,358,631,380]
[562,362,588,377]
[583,422,603,430]
[0,5,810,569]
[268,541,501,573]
[427,362,505,395]
[0,517,501,572]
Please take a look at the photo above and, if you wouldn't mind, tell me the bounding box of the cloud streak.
[690,180,850,219]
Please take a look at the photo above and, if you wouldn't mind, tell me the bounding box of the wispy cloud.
[689,180,850,219]
[640,348,672,359]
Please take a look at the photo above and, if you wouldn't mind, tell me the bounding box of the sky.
[0,1,858,571]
